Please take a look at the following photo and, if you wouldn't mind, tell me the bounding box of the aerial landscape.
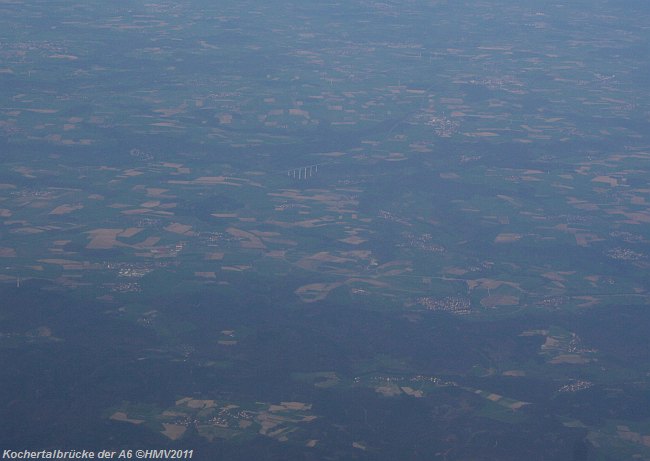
[1,0,650,459]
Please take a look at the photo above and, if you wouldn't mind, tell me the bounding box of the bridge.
[287,164,320,180]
